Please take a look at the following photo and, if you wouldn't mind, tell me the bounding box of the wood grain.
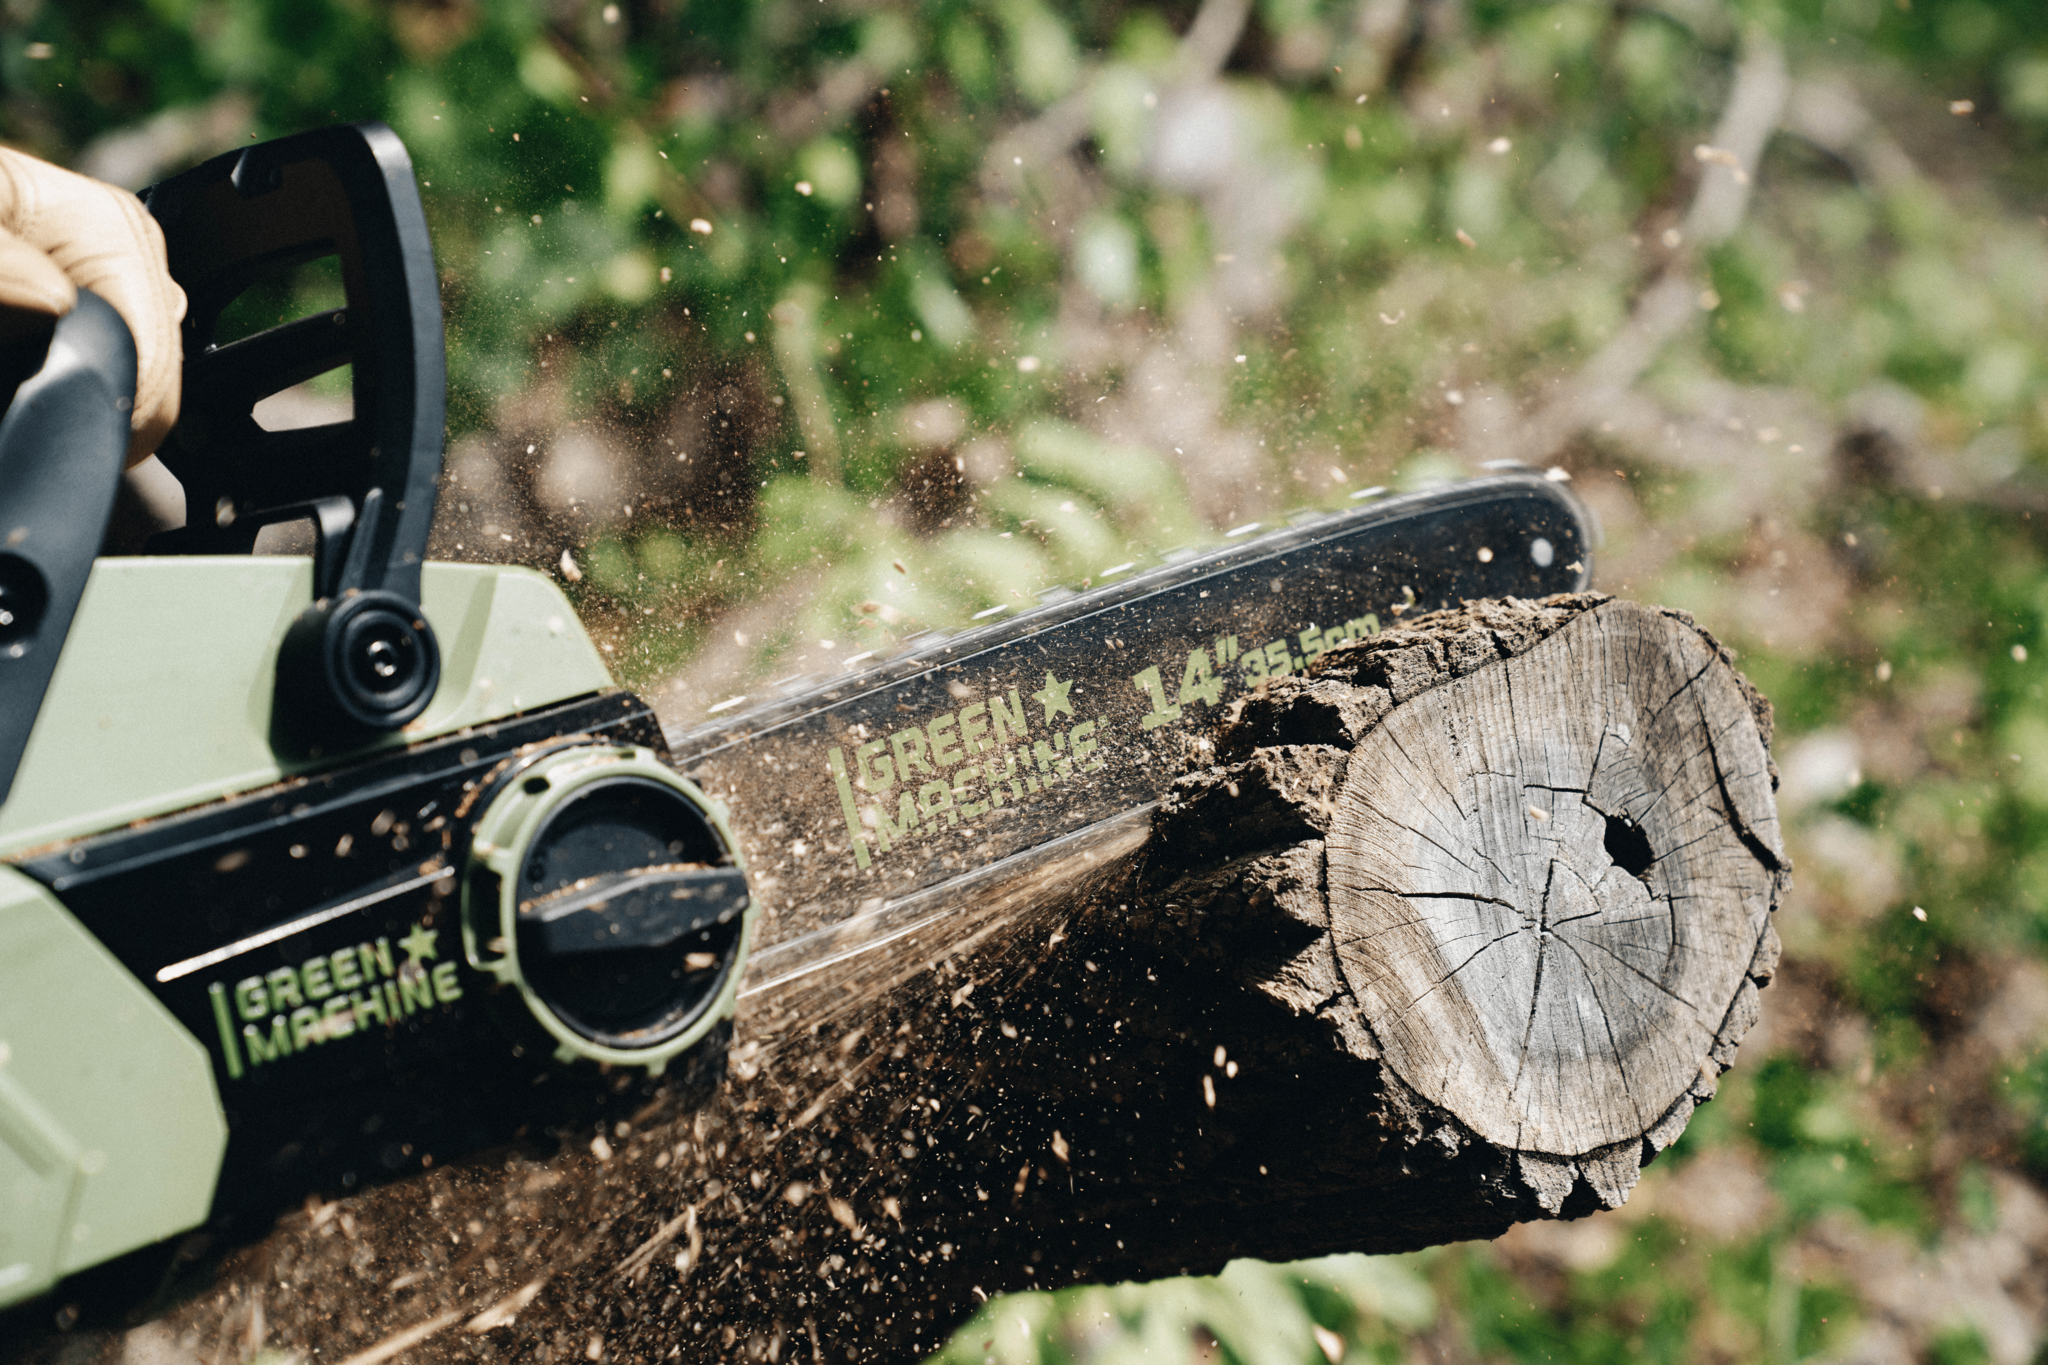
[1326,599,1780,1158]
[1142,593,1787,1212]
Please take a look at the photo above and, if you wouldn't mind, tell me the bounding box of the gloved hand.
[0,146,184,465]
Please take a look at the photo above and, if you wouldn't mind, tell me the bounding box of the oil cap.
[461,744,751,1073]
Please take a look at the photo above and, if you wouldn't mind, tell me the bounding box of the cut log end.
[1146,593,1788,1218]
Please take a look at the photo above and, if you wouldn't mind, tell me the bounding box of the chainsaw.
[0,123,1592,1315]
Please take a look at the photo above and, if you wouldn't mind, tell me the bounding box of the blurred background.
[10,0,2048,1359]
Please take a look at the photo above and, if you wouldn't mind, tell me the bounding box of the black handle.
[0,292,137,803]
[143,122,444,738]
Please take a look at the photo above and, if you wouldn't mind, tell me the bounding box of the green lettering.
[917,779,957,827]
[990,689,1028,746]
[872,792,919,853]
[244,1016,291,1065]
[289,1006,322,1050]
[266,966,303,1013]
[431,961,464,1003]
[958,701,990,753]
[384,980,404,1020]
[352,988,389,1030]
[826,747,873,870]
[953,767,987,819]
[1134,664,1181,729]
[360,937,394,983]
[1071,719,1102,771]
[209,982,244,1080]
[234,977,268,1023]
[321,995,354,1039]
[302,956,333,1000]
[399,966,435,1015]
[890,727,933,780]
[855,738,894,793]
[927,712,963,768]
[331,948,362,992]
[985,751,1022,806]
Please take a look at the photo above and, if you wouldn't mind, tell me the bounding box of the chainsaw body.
[0,127,751,1312]
[0,123,1596,1317]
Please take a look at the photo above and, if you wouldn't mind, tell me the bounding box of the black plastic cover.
[510,776,744,1047]
[141,121,443,608]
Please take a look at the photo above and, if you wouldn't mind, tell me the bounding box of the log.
[1127,592,1788,1216]
[7,594,1786,1365]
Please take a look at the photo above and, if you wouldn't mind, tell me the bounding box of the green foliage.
[1449,1219,1842,1365]
[13,0,2048,1360]
[1931,1324,1995,1365]
[1741,1053,1927,1229]
[1996,1051,2048,1176]
[927,1256,1433,1365]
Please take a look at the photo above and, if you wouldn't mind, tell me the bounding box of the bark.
[18,594,1785,1365]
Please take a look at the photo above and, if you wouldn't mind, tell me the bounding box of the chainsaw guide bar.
[0,120,1590,1319]
[677,473,1591,1000]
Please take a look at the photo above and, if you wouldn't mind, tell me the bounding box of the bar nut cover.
[460,744,752,1072]
[276,589,442,735]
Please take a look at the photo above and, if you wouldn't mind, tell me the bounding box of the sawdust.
[15,810,1146,1365]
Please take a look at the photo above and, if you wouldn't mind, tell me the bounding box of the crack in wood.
[1150,593,1785,1208]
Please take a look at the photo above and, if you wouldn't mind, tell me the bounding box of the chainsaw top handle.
[142,122,445,740]
[0,292,136,804]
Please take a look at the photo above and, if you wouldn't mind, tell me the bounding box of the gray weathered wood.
[1349,599,1780,1158]
[1139,594,1785,1214]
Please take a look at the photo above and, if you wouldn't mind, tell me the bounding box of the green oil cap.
[461,745,751,1073]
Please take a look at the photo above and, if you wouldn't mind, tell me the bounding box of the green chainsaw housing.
[0,124,758,1315]
[0,560,751,1311]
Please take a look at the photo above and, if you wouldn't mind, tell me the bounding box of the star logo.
[399,921,440,966]
[1032,669,1074,723]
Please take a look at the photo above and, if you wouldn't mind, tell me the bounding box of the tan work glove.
[0,146,185,465]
